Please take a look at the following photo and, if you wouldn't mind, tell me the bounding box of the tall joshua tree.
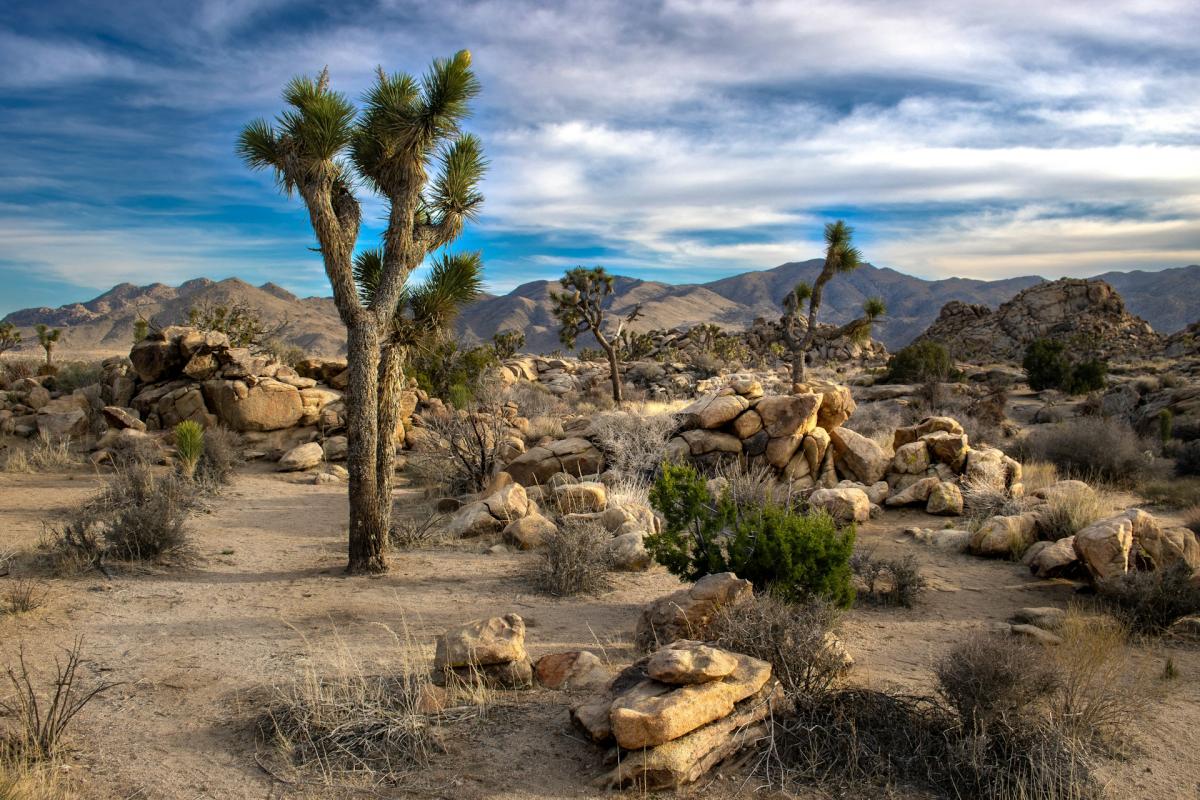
[238,53,485,574]
[550,266,639,403]
[781,220,863,385]
[35,324,61,367]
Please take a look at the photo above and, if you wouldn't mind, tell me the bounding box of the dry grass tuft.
[388,509,450,550]
[259,633,446,786]
[531,519,612,597]
[1021,461,1060,494]
[1036,483,1117,542]
[1,580,47,617]
[1,434,80,474]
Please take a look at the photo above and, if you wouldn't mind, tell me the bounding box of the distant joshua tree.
[238,52,485,574]
[0,321,20,355]
[35,324,61,367]
[491,329,525,359]
[550,266,641,403]
[782,220,864,384]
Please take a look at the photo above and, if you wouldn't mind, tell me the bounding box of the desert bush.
[409,339,497,407]
[47,361,103,394]
[417,406,510,494]
[187,301,288,354]
[648,463,856,606]
[532,519,612,597]
[490,329,525,359]
[1137,476,1200,509]
[850,552,926,607]
[523,415,563,443]
[1023,339,1107,394]
[173,421,204,479]
[936,633,1060,732]
[1173,439,1200,477]
[1097,562,1200,634]
[1049,609,1143,753]
[961,469,1026,529]
[194,426,243,491]
[260,637,440,783]
[388,510,449,550]
[587,409,678,482]
[706,593,847,700]
[0,638,118,762]
[1035,483,1116,541]
[1,434,80,474]
[0,358,39,385]
[883,340,956,384]
[504,382,564,418]
[1021,460,1060,493]
[1021,417,1150,485]
[1,580,46,617]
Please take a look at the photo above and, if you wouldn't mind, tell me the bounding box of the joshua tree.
[550,266,639,403]
[35,324,61,367]
[781,220,863,384]
[0,322,20,355]
[238,53,485,573]
[491,329,525,359]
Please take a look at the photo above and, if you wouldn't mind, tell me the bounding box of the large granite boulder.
[201,379,303,432]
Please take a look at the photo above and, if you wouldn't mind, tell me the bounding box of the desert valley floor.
[2,465,1197,799]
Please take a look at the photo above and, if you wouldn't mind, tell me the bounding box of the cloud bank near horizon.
[2,0,1199,312]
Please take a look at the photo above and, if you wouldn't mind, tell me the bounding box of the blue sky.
[2,0,1199,315]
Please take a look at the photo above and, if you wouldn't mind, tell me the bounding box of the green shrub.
[408,339,497,405]
[490,329,525,359]
[1022,339,1107,394]
[50,361,104,393]
[883,340,955,384]
[647,463,856,606]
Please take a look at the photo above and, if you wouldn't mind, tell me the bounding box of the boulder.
[926,481,963,516]
[36,395,90,439]
[1073,514,1134,581]
[321,435,348,461]
[680,394,748,430]
[608,649,772,750]
[1126,509,1200,572]
[447,501,506,538]
[101,405,145,432]
[885,476,939,507]
[754,393,820,439]
[730,409,763,439]
[806,381,856,430]
[129,337,182,383]
[483,482,530,522]
[970,513,1039,558]
[277,441,323,471]
[829,427,889,484]
[434,613,528,669]
[893,416,964,449]
[503,511,557,550]
[680,429,742,457]
[922,431,969,470]
[504,437,604,486]
[635,572,753,651]
[808,486,870,523]
[892,441,930,475]
[554,481,607,513]
[803,428,831,475]
[609,532,652,571]
[535,651,611,691]
[202,379,303,432]
[646,641,738,685]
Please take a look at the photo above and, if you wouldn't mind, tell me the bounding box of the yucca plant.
[239,52,485,573]
[174,421,205,479]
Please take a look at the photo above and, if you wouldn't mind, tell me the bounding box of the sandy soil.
[1,467,1197,799]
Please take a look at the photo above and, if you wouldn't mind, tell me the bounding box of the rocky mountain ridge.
[4,263,1197,357]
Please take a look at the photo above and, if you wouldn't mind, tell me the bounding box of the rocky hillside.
[915,278,1162,362]
[6,264,1198,357]
[3,278,345,355]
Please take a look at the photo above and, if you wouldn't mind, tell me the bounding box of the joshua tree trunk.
[600,338,623,404]
[344,323,389,573]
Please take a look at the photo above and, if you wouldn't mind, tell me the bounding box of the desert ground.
[2,458,1198,799]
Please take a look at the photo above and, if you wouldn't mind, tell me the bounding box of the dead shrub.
[504,381,565,418]
[417,406,510,494]
[0,638,118,763]
[850,552,926,608]
[935,633,1060,732]
[1097,562,1200,634]
[712,460,796,509]
[388,510,449,550]
[194,426,243,492]
[259,636,442,784]
[1035,483,1116,542]
[706,593,848,701]
[587,409,678,481]
[1022,418,1152,485]
[531,520,612,597]
[1048,609,1143,754]
[1,581,46,617]
[1137,476,1200,510]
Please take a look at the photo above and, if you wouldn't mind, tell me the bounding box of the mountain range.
[4,262,1197,357]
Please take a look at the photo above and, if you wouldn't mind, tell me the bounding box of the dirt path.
[1,470,1197,799]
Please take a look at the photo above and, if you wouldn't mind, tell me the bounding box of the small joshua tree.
[34,324,61,368]
[781,220,864,385]
[0,321,21,355]
[550,266,639,403]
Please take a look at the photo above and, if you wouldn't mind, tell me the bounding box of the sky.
[2,0,1199,315]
